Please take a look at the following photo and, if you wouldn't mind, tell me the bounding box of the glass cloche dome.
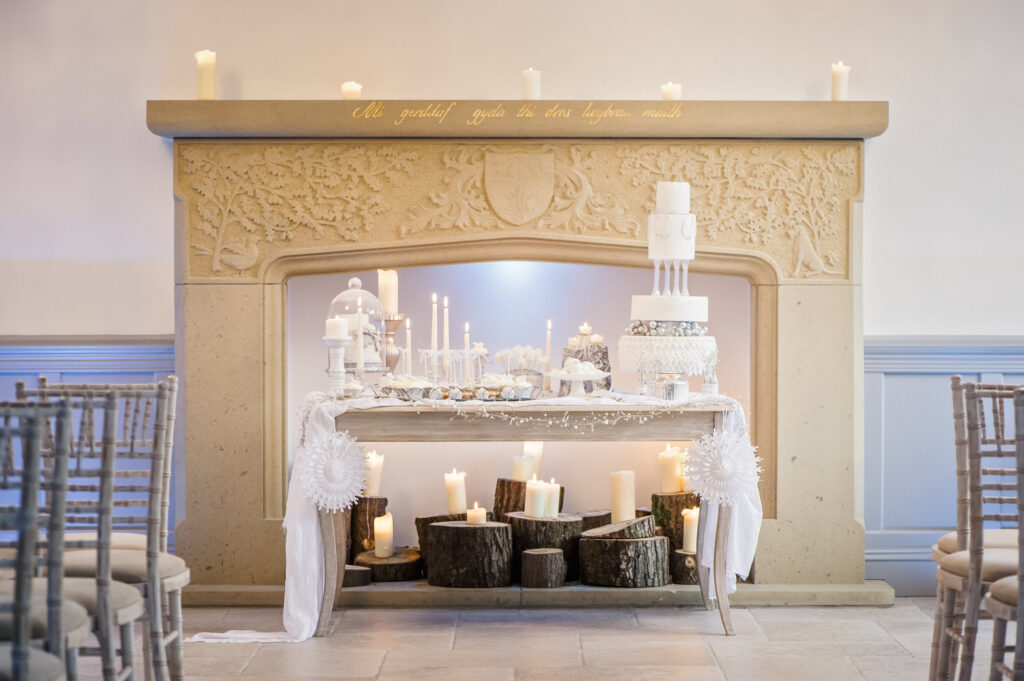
[328,277,385,371]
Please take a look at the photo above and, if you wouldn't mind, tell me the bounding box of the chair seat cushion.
[939,548,1019,582]
[63,549,187,585]
[936,529,1018,555]
[989,575,1019,607]
[0,578,142,617]
[0,595,89,643]
[0,643,66,681]
[64,531,148,552]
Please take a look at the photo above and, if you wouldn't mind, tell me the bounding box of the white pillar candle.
[661,82,682,100]
[544,478,561,518]
[194,50,216,100]
[404,317,413,375]
[831,61,850,101]
[341,81,363,100]
[355,297,365,373]
[523,441,544,478]
[442,296,450,377]
[325,316,348,339]
[610,470,636,523]
[578,322,593,336]
[373,512,394,558]
[444,468,467,514]
[524,476,547,518]
[430,293,438,377]
[377,269,398,316]
[590,334,604,345]
[364,451,384,497]
[463,322,471,383]
[544,320,552,391]
[467,501,487,525]
[511,455,535,482]
[522,67,542,100]
[682,507,700,553]
[657,443,684,494]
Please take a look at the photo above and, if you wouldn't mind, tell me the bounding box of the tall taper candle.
[195,50,216,100]
[610,470,636,523]
[522,67,541,99]
[404,317,413,375]
[544,319,552,391]
[463,322,471,382]
[444,468,467,514]
[442,296,450,377]
[831,61,850,101]
[430,293,438,378]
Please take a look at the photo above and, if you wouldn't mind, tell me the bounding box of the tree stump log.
[426,521,513,588]
[581,515,656,540]
[580,510,612,531]
[493,478,564,522]
[351,496,388,553]
[636,507,653,517]
[670,550,699,585]
[521,548,567,588]
[651,492,699,553]
[342,564,372,587]
[579,536,670,588]
[354,547,423,582]
[507,512,583,582]
[415,511,494,577]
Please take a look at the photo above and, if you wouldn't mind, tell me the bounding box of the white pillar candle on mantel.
[463,322,471,382]
[341,81,363,100]
[364,451,384,497]
[658,443,684,494]
[373,512,394,558]
[325,316,348,339]
[544,478,561,518]
[467,502,487,525]
[194,50,216,100]
[523,441,544,478]
[524,476,548,518]
[404,318,413,375]
[681,507,700,553]
[442,296,450,376]
[430,293,438,376]
[661,82,682,100]
[522,67,542,99]
[444,468,467,514]
[544,319,552,391]
[610,470,636,523]
[377,269,398,316]
[511,456,535,482]
[831,61,850,101]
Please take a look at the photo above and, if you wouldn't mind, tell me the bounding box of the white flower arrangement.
[297,430,367,512]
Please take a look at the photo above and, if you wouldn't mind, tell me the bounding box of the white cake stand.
[545,370,611,397]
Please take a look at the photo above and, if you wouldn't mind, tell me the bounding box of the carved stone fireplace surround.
[148,99,889,605]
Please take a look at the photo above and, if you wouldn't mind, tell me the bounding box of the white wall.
[2,0,1023,336]
[288,264,750,546]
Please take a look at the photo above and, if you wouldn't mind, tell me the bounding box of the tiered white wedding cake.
[618,181,718,383]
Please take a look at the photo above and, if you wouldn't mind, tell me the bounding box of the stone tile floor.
[75,596,1016,680]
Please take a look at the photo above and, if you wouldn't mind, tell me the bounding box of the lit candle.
[356,297,365,374]
[404,317,413,375]
[364,451,384,497]
[544,319,552,391]
[442,296,450,377]
[524,476,547,518]
[194,50,216,100]
[590,334,604,345]
[341,81,363,100]
[544,478,560,518]
[377,269,398,316]
[682,507,700,553]
[658,443,684,494]
[430,293,438,377]
[325,316,348,339]
[523,441,544,478]
[831,61,850,101]
[467,501,487,525]
[578,322,593,336]
[610,470,636,523]
[568,337,581,349]
[522,67,542,100]
[463,322,471,383]
[444,468,467,514]
[512,455,535,482]
[373,512,394,558]
[661,82,682,100]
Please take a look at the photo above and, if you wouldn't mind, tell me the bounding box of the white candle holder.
[383,314,406,374]
[324,335,352,394]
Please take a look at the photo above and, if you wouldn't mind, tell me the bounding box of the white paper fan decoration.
[298,430,367,512]
[687,429,761,507]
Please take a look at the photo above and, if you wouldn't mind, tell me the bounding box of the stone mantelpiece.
[149,100,887,602]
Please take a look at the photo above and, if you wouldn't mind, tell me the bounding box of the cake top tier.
[655,181,690,215]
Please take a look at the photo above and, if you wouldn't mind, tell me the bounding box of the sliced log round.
[426,521,513,588]
[670,550,699,585]
[507,512,583,582]
[493,478,564,523]
[580,510,613,532]
[579,536,670,588]
[351,496,388,553]
[354,547,423,582]
[580,515,656,540]
[521,548,567,589]
[341,564,372,587]
[651,492,700,553]
[415,511,494,576]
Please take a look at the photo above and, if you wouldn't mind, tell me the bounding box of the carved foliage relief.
[178,141,858,280]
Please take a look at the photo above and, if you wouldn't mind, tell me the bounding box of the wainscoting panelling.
[863,336,1024,595]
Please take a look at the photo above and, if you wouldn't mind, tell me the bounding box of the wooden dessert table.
[315,400,737,635]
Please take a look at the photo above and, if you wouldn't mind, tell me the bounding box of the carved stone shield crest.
[484,151,555,225]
